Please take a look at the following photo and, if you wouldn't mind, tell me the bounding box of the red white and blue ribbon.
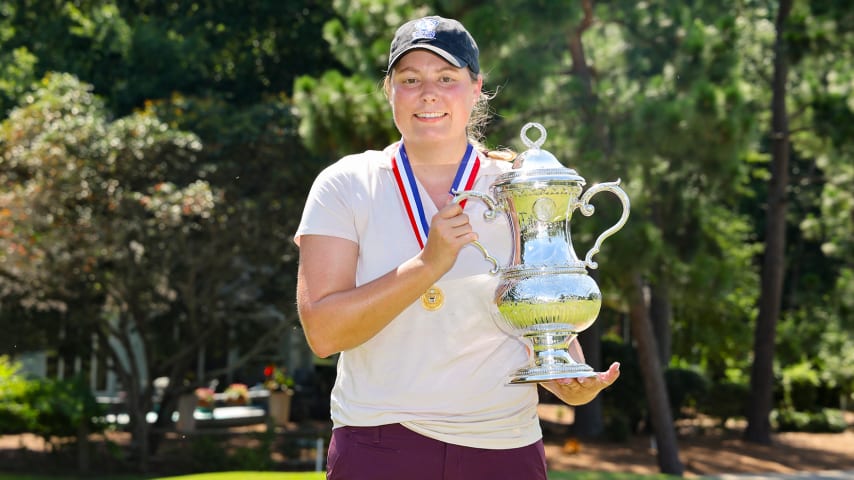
[391,142,480,249]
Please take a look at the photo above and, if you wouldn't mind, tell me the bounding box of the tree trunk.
[745,0,792,445]
[124,382,151,472]
[76,420,90,473]
[103,327,152,471]
[575,321,604,438]
[149,354,194,454]
[565,0,611,440]
[649,281,673,367]
[568,0,613,161]
[629,273,684,475]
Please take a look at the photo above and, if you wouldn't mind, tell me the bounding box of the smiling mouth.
[415,112,446,119]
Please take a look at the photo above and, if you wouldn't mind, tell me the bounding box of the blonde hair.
[382,70,515,162]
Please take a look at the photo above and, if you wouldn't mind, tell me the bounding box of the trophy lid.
[496,123,585,185]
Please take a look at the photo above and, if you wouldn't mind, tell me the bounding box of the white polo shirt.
[295,143,542,449]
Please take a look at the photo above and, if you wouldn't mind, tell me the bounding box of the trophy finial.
[513,122,564,170]
[520,122,547,149]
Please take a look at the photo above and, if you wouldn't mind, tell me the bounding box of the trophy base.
[508,363,597,384]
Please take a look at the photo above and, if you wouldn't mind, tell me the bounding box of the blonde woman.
[295,15,619,479]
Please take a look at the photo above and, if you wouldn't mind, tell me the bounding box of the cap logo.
[411,18,439,40]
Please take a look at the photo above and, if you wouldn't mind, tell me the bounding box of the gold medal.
[421,285,444,311]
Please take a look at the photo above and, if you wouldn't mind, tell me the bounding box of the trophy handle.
[452,190,501,274]
[578,180,630,269]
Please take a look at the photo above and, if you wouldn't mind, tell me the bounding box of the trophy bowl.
[455,123,629,384]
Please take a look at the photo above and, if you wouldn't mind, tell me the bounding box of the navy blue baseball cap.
[388,16,480,74]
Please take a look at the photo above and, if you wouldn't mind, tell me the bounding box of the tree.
[745,0,854,442]
[1,0,850,473]
[745,0,793,444]
[0,74,303,468]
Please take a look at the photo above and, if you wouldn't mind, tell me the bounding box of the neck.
[402,137,470,166]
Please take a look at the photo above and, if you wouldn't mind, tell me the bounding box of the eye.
[439,75,455,84]
[400,77,419,85]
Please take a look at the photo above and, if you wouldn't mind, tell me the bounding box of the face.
[387,50,483,149]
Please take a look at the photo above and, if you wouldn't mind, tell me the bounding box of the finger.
[437,201,464,218]
[445,192,458,206]
[554,363,619,388]
[552,376,585,386]
[597,362,620,385]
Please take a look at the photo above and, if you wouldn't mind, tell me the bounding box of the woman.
[295,15,620,479]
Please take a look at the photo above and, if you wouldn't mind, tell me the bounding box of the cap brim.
[388,45,466,71]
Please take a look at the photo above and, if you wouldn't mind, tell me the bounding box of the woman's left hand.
[540,362,620,406]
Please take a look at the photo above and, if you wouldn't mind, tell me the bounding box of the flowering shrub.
[263,365,294,393]
[224,383,250,405]
[195,387,215,408]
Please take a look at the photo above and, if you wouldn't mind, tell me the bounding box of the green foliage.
[189,430,274,472]
[0,72,203,310]
[2,1,339,114]
[25,375,106,441]
[773,407,848,433]
[0,3,851,467]
[600,338,645,435]
[816,314,854,397]
[0,356,38,434]
[229,429,275,471]
[777,304,854,407]
[601,338,754,431]
[0,356,104,441]
[294,71,397,157]
[664,367,710,415]
[189,436,234,472]
[292,0,433,158]
[698,380,750,428]
[0,47,38,114]
[323,0,418,76]
[780,361,820,412]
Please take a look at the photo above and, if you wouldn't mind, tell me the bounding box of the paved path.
[708,471,854,479]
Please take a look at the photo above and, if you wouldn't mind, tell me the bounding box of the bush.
[773,408,848,433]
[189,430,275,471]
[601,338,646,435]
[698,380,749,427]
[26,375,106,441]
[190,436,232,471]
[781,361,821,411]
[0,356,105,443]
[603,415,632,442]
[0,356,39,434]
[665,367,710,415]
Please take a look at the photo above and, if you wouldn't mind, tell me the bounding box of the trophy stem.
[508,329,596,384]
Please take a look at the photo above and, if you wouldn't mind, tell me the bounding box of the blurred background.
[0,0,851,476]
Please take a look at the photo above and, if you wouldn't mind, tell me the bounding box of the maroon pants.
[326,423,547,480]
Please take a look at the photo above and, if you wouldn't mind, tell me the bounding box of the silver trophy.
[455,123,630,384]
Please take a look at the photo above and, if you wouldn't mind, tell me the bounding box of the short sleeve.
[294,159,361,247]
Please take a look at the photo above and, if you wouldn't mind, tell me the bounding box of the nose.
[420,81,438,103]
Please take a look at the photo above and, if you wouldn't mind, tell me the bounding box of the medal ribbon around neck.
[391,142,480,250]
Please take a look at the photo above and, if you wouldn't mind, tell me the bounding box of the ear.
[471,74,483,109]
[382,75,392,102]
[473,74,483,95]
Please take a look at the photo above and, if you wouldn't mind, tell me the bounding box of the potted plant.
[223,383,250,406]
[264,365,294,426]
[194,386,215,411]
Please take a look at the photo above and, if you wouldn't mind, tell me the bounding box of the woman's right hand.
[419,200,478,275]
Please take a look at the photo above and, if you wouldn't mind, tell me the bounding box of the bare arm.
[296,202,476,357]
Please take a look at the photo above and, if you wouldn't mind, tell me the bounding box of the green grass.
[156,474,324,480]
[0,472,677,480]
